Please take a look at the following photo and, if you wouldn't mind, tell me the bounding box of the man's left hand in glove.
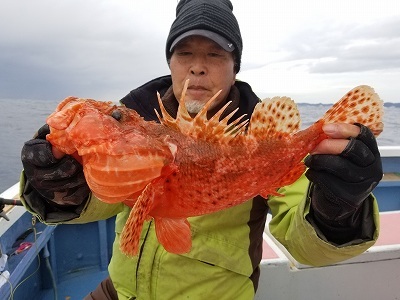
[304,123,383,244]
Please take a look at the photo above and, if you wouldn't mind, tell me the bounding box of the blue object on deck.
[0,214,116,300]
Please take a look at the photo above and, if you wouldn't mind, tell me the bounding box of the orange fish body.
[46,82,383,256]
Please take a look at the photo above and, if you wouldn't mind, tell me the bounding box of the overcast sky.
[1,0,399,103]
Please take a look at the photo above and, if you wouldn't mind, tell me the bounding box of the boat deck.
[256,210,400,299]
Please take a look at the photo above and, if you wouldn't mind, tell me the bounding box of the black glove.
[21,124,90,207]
[304,124,382,241]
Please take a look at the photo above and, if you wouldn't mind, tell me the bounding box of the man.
[20,0,382,299]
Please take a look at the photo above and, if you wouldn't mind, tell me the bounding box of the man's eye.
[208,52,224,58]
[177,51,192,56]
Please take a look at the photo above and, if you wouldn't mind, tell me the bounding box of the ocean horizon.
[1,98,399,193]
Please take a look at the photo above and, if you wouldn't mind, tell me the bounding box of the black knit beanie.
[166,0,243,73]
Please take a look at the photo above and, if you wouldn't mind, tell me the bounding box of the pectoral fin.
[120,183,155,256]
[154,217,192,254]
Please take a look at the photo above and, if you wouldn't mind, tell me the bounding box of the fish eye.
[111,110,122,121]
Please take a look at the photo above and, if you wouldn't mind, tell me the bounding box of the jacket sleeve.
[268,174,380,266]
[19,171,124,225]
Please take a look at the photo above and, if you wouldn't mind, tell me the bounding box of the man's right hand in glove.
[21,124,90,207]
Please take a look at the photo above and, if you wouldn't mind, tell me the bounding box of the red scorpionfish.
[46,80,383,256]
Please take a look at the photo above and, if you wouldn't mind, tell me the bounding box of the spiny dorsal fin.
[155,79,192,133]
[248,96,301,139]
[156,79,248,143]
[322,85,384,136]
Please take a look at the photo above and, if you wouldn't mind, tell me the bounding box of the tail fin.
[322,85,384,136]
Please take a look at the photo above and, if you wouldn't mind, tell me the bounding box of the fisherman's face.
[169,35,236,115]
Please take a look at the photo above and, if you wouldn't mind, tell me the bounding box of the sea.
[0,98,399,194]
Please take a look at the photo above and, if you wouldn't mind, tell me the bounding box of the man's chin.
[185,100,207,115]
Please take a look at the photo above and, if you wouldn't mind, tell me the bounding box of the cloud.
[0,0,173,100]
[278,17,400,74]
[0,0,399,104]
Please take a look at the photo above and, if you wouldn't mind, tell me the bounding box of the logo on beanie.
[227,43,233,49]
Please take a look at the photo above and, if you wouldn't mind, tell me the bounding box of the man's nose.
[190,56,207,75]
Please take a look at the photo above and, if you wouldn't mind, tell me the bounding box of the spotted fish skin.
[46,82,383,256]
